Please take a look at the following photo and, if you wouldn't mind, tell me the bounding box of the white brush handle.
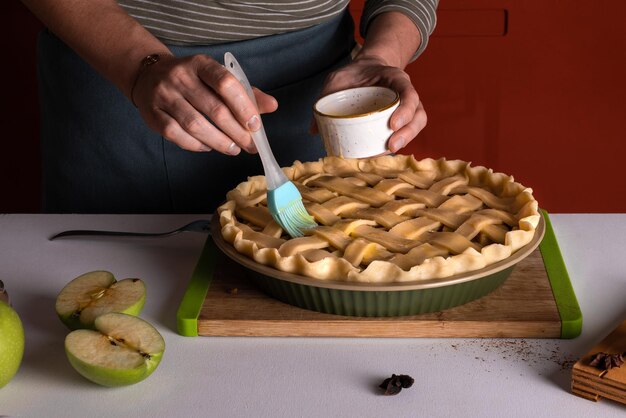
[224,52,287,190]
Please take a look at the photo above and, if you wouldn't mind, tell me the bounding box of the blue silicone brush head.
[268,182,317,238]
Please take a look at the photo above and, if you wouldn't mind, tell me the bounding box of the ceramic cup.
[313,86,400,159]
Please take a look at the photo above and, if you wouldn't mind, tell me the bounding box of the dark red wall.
[3,1,625,212]
[352,0,626,213]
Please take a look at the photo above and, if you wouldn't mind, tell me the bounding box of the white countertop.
[0,213,625,417]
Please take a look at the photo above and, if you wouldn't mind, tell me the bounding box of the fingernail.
[390,136,405,153]
[200,145,212,152]
[227,142,241,156]
[393,117,405,130]
[246,115,260,131]
[247,143,258,154]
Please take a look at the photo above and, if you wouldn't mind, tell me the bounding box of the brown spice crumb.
[229,287,238,295]
[559,359,576,371]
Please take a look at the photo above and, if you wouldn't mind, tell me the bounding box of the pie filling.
[218,155,540,283]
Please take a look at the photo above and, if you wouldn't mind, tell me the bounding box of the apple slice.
[65,312,165,387]
[56,271,146,330]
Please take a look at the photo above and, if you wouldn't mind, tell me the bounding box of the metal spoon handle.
[50,230,178,239]
[49,220,211,240]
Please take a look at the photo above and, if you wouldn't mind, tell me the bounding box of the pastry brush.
[224,52,317,238]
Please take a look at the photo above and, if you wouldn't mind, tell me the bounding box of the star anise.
[589,352,624,370]
[379,374,414,396]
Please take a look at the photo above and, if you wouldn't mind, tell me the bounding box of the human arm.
[20,0,277,154]
[317,1,438,153]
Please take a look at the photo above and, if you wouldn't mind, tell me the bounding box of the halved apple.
[65,312,165,387]
[55,271,146,330]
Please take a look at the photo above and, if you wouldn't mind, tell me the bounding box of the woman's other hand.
[318,55,426,153]
[316,11,428,154]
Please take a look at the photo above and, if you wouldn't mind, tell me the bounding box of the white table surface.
[0,213,625,418]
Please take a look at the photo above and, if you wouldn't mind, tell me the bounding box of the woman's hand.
[315,11,427,154]
[132,54,278,155]
[317,54,426,153]
[20,1,277,155]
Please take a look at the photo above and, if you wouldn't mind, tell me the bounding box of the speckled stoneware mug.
[313,86,400,159]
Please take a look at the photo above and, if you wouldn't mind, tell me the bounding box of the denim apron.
[37,11,355,213]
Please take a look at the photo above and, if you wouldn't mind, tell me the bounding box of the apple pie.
[217,155,540,283]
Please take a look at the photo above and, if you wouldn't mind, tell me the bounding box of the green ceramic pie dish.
[210,212,546,317]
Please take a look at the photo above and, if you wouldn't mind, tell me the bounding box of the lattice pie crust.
[218,155,540,283]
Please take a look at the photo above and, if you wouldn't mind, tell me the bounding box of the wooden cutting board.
[177,212,581,338]
[572,320,626,404]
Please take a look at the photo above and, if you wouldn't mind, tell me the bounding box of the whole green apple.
[56,271,146,330]
[65,312,165,387]
[0,280,25,389]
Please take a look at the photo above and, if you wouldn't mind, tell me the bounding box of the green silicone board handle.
[176,237,217,336]
[539,210,583,339]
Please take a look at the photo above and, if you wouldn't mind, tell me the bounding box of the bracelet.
[130,54,162,108]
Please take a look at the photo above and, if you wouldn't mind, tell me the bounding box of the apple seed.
[105,335,152,360]
[90,288,107,300]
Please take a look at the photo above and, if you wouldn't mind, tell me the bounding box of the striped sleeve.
[360,0,439,61]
